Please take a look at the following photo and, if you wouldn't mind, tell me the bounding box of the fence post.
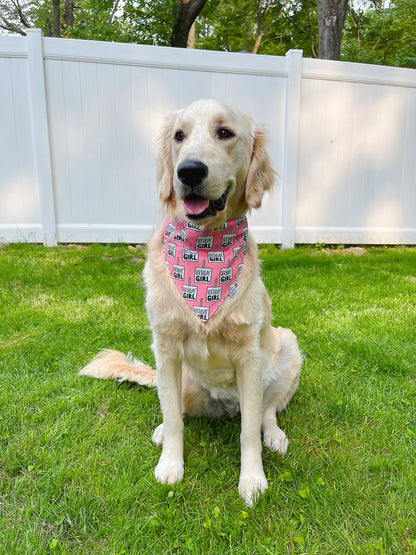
[27,29,57,246]
[281,49,302,249]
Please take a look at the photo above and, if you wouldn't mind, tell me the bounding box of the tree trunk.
[187,22,196,48]
[64,0,74,28]
[171,0,207,48]
[52,0,61,37]
[252,32,264,54]
[317,0,348,60]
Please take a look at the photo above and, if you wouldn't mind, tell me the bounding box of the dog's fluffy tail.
[80,349,157,387]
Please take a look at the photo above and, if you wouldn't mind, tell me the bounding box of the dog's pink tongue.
[184,196,209,216]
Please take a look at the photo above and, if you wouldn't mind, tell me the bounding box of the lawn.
[0,243,415,554]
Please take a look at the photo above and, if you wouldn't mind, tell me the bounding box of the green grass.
[0,243,415,554]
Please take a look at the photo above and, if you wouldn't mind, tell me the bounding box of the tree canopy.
[0,0,415,67]
[343,0,416,68]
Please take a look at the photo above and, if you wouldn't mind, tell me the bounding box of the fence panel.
[0,38,42,242]
[296,58,416,244]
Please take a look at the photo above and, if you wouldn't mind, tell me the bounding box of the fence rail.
[1,29,415,246]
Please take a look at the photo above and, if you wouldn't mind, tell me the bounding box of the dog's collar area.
[163,217,248,322]
[185,189,230,221]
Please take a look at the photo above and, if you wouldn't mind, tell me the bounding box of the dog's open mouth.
[184,190,229,221]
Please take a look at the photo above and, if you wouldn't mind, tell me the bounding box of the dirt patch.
[321,247,366,256]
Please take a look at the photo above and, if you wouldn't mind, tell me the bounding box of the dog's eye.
[217,128,235,140]
[174,130,185,142]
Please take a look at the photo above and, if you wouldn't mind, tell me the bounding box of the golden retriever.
[81,99,302,506]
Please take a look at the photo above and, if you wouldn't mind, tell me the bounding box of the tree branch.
[11,0,30,28]
[348,6,360,45]
[108,0,122,24]
[0,11,27,35]
[282,10,318,58]
[252,0,293,53]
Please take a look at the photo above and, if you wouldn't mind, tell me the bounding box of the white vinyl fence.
[1,29,416,246]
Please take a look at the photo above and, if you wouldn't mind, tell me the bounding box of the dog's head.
[157,99,275,226]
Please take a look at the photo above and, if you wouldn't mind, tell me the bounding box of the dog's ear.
[245,123,276,209]
[156,111,179,207]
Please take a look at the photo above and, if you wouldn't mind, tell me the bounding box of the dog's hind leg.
[262,327,302,454]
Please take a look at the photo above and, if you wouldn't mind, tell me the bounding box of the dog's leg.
[262,327,302,453]
[153,341,184,485]
[262,397,290,454]
[235,349,268,507]
[152,365,216,449]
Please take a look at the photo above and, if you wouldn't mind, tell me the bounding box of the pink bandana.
[163,217,248,321]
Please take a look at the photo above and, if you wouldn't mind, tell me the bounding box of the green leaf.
[294,535,305,546]
[332,432,342,444]
[278,471,294,482]
[49,539,59,549]
[149,516,160,528]
[298,486,310,499]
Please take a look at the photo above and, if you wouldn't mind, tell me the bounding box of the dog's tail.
[80,349,157,387]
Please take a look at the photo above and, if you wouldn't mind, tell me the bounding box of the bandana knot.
[163,217,248,321]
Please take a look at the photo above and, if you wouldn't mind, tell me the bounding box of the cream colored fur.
[81,99,302,507]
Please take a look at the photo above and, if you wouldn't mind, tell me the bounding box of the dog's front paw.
[238,472,268,507]
[263,426,289,454]
[155,457,184,485]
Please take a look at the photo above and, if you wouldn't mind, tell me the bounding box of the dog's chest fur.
[183,332,239,396]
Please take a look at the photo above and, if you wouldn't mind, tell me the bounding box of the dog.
[81,99,302,506]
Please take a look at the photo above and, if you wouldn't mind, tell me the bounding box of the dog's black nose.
[177,160,209,187]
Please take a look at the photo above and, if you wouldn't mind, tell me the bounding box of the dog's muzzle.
[177,160,229,220]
